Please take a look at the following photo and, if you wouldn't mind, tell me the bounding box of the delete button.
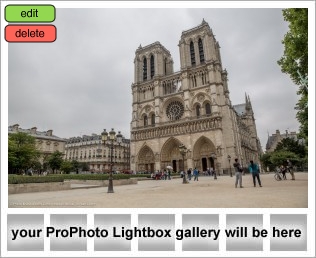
[5,25,56,42]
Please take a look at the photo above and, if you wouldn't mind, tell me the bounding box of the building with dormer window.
[65,132,130,173]
[8,124,66,166]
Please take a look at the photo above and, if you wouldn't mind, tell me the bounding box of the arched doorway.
[137,145,155,173]
[160,137,183,172]
[192,136,216,171]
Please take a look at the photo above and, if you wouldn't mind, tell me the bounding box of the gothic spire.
[247,94,253,109]
[245,93,251,111]
[245,92,249,108]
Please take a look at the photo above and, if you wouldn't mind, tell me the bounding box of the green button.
[5,5,55,23]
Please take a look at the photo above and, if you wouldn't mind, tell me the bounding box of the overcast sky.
[8,6,306,150]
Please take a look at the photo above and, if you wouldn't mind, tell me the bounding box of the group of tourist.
[152,158,295,186]
[233,158,295,188]
[277,159,295,180]
[233,158,262,188]
[151,170,171,180]
[184,168,200,181]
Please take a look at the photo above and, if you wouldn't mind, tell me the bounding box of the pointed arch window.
[150,55,155,79]
[205,103,211,115]
[196,105,200,117]
[143,57,147,81]
[144,115,148,126]
[151,114,155,125]
[190,41,196,66]
[198,38,205,63]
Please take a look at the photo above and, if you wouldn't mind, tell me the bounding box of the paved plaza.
[8,172,308,208]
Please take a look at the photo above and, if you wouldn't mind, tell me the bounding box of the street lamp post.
[228,155,232,177]
[179,144,188,184]
[101,128,122,193]
[211,153,217,179]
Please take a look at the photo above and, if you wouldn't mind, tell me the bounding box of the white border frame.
[1,1,315,257]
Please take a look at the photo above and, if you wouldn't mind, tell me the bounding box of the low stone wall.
[67,178,138,187]
[8,179,138,194]
[9,181,71,195]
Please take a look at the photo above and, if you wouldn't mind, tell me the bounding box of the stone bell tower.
[179,19,222,69]
[134,41,174,83]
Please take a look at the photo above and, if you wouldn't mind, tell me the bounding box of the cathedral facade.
[130,20,261,174]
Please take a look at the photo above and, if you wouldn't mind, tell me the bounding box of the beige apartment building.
[64,132,130,173]
[8,124,66,165]
[130,20,262,174]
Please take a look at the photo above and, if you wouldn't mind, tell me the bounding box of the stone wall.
[8,179,138,194]
[67,178,138,187]
[9,181,71,195]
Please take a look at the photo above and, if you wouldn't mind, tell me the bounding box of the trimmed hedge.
[8,174,133,184]
[60,174,131,180]
[8,175,64,184]
[8,173,179,184]
[129,173,178,178]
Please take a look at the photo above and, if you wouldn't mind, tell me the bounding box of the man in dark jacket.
[248,160,262,187]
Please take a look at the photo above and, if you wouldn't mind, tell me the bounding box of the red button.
[5,25,56,42]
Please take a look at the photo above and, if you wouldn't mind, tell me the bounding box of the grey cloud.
[8,8,300,149]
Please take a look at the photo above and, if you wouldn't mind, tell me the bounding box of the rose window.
[166,101,184,120]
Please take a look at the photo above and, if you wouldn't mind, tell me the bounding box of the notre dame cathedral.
[130,19,262,174]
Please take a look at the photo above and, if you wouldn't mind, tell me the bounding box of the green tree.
[61,160,73,174]
[8,138,19,172]
[71,160,80,174]
[260,152,274,171]
[275,137,306,158]
[260,148,304,171]
[277,8,308,142]
[47,151,64,173]
[81,162,90,172]
[295,93,308,142]
[8,132,40,174]
[270,151,299,167]
[32,160,43,173]
[278,9,308,84]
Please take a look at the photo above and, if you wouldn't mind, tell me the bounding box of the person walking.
[187,168,192,180]
[167,170,171,180]
[280,165,287,180]
[248,160,262,187]
[233,158,243,188]
[193,168,199,181]
[287,159,295,180]
[210,167,214,176]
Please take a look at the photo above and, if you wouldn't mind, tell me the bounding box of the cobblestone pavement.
[8,172,308,208]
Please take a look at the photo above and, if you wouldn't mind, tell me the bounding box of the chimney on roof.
[12,124,19,132]
[30,127,37,134]
[46,130,53,136]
